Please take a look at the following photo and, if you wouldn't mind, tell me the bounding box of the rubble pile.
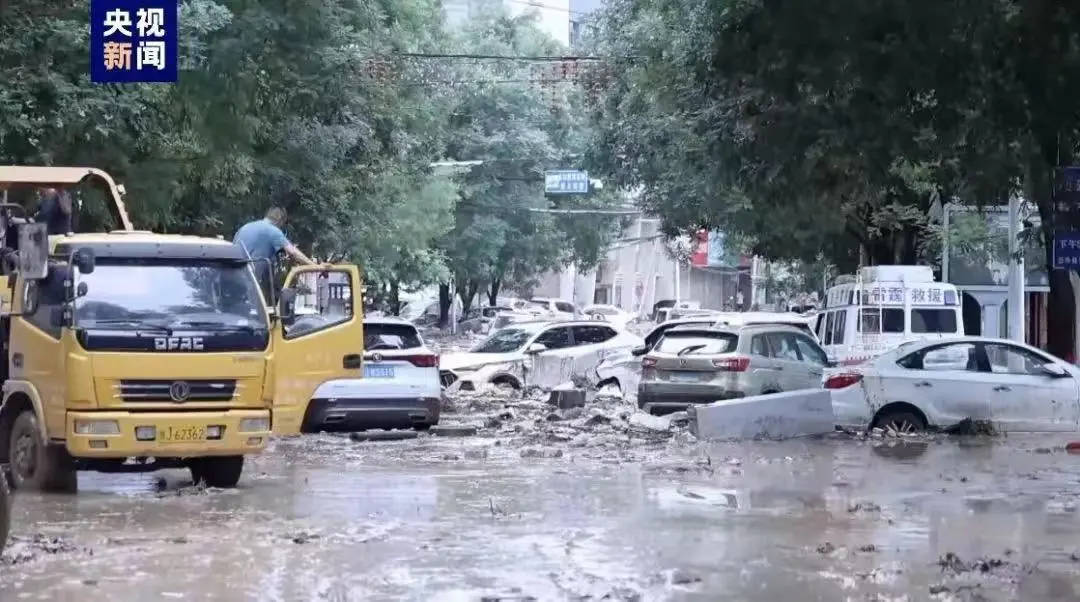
[444,380,693,455]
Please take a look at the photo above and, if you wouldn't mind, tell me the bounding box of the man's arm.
[284,243,316,266]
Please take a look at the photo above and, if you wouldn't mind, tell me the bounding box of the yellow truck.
[0,166,364,491]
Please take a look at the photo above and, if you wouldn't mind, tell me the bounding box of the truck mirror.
[278,288,297,321]
[17,223,48,280]
[73,248,95,274]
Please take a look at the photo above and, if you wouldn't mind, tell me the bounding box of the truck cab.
[0,167,365,491]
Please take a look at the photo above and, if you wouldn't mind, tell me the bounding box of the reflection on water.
[4,434,1080,600]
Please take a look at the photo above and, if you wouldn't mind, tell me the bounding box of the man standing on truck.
[34,188,73,235]
[233,207,316,302]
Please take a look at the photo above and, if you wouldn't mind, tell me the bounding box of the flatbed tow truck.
[0,167,365,503]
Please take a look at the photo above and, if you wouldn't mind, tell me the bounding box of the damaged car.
[827,337,1080,433]
[638,324,829,415]
[440,320,642,392]
[592,316,741,398]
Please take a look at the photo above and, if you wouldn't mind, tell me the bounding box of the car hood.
[441,351,524,371]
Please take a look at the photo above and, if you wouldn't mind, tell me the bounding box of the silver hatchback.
[637,324,830,415]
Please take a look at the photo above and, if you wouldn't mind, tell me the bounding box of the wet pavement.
[4,412,1080,600]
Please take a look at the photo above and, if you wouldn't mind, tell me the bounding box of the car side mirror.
[631,345,649,357]
[1040,363,1069,378]
[73,248,95,274]
[278,288,297,321]
[525,343,547,354]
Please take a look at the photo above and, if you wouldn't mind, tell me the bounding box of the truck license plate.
[160,426,206,442]
[365,365,395,378]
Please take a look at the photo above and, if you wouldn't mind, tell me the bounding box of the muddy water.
[3,432,1080,601]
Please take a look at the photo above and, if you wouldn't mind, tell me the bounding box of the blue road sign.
[544,170,589,195]
[91,0,178,83]
[1053,230,1080,269]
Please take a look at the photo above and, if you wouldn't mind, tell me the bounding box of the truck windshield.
[74,260,267,331]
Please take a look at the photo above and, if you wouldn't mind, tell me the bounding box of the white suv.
[528,297,580,319]
[303,317,442,432]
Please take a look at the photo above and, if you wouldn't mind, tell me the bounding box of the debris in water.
[670,568,702,585]
[944,419,998,436]
[847,502,882,513]
[816,542,835,555]
[431,424,478,437]
[349,430,419,442]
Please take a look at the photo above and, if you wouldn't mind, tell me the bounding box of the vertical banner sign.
[1052,167,1080,269]
[90,0,178,83]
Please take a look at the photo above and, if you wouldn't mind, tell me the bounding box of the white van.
[816,266,964,366]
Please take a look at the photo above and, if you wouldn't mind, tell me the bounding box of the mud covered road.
[4,410,1080,601]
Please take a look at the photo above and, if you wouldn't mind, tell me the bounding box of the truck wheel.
[0,475,9,553]
[190,456,244,488]
[8,411,76,493]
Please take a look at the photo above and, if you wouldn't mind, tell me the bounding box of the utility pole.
[1007,195,1025,343]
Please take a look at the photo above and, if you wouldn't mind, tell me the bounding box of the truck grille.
[117,379,237,402]
[439,371,458,388]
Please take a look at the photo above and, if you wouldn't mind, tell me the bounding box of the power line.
[503,0,590,16]
[393,52,606,61]
[527,207,640,215]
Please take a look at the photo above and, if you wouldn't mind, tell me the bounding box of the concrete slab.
[689,389,834,441]
[431,425,479,438]
[548,388,587,409]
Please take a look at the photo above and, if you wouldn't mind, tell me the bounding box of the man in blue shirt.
[233,207,315,302]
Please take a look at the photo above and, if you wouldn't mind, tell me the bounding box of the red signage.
[690,229,708,267]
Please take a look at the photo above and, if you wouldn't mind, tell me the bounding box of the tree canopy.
[0,0,623,319]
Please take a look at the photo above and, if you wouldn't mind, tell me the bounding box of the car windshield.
[74,260,267,331]
[655,332,738,355]
[472,327,537,353]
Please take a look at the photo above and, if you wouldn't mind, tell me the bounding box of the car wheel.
[873,410,926,435]
[190,456,244,488]
[413,423,432,432]
[8,411,76,493]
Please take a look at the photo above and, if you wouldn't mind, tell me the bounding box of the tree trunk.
[1032,150,1075,357]
[455,279,481,315]
[488,277,501,306]
[389,281,400,316]
[438,283,451,328]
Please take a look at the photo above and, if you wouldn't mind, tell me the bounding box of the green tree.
[587,0,1080,355]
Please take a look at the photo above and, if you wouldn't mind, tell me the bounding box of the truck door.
[271,265,364,435]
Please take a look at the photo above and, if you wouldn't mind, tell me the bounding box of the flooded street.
[4,420,1080,601]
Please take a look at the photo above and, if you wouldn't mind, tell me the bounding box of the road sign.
[544,170,589,195]
[1055,167,1080,229]
[1053,230,1080,269]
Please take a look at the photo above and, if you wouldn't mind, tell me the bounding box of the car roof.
[497,318,622,330]
[363,316,415,326]
[873,336,1057,361]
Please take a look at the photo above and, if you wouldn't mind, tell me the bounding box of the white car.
[528,297,580,319]
[592,317,723,397]
[441,320,643,392]
[303,317,441,432]
[582,304,636,329]
[827,336,1080,433]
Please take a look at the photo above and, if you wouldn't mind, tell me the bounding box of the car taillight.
[825,373,862,389]
[712,356,750,372]
[641,357,657,368]
[402,354,439,368]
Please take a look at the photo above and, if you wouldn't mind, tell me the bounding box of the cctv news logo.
[90,0,178,83]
